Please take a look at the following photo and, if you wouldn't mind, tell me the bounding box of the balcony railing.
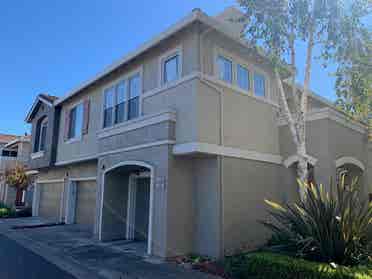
[0,156,28,171]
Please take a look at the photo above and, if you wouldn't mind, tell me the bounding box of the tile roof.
[0,134,18,144]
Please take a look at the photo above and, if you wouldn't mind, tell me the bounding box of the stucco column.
[32,184,40,216]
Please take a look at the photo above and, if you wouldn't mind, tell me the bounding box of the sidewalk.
[0,217,219,279]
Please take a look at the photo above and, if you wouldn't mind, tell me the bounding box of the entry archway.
[99,161,155,255]
[335,156,365,190]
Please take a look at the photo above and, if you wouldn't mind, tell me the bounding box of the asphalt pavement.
[0,234,76,279]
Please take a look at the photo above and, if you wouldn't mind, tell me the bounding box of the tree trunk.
[297,19,315,197]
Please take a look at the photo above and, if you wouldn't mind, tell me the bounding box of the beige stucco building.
[26,7,371,259]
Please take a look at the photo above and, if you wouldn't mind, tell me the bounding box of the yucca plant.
[262,176,372,266]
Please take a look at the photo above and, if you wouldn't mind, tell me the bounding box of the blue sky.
[0,0,338,135]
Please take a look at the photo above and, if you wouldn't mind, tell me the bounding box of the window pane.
[237,64,250,91]
[68,104,84,138]
[254,73,266,97]
[129,74,140,99]
[68,107,76,138]
[74,104,84,138]
[164,55,179,83]
[104,108,113,128]
[40,123,47,151]
[117,81,126,103]
[104,87,115,109]
[115,102,125,124]
[217,55,232,83]
[128,97,139,120]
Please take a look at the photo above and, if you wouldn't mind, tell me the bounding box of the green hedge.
[224,252,372,279]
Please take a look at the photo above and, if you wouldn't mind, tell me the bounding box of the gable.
[25,95,53,123]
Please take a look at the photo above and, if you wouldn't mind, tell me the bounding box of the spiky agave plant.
[262,176,372,266]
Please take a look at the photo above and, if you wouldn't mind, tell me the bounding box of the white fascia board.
[25,96,54,123]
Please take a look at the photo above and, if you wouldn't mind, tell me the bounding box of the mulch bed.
[169,255,230,278]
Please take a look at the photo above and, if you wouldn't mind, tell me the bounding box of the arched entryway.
[335,157,365,196]
[99,161,154,255]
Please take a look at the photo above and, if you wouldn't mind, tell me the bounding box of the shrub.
[0,206,15,218]
[224,252,372,279]
[262,176,372,266]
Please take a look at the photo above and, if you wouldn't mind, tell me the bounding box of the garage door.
[39,183,63,221]
[75,181,96,229]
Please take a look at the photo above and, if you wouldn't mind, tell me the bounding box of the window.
[254,73,266,97]
[217,55,232,83]
[103,72,141,128]
[104,87,115,128]
[163,54,180,84]
[2,150,17,157]
[39,120,48,151]
[115,81,126,124]
[68,103,84,139]
[237,64,250,91]
[34,117,48,153]
[128,74,140,120]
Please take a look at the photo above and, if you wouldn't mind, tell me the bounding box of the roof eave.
[25,95,54,123]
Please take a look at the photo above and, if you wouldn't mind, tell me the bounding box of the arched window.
[34,117,48,152]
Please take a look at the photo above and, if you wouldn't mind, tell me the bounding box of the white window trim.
[38,117,48,151]
[65,100,84,144]
[31,151,45,160]
[158,46,183,87]
[213,47,271,101]
[101,67,143,129]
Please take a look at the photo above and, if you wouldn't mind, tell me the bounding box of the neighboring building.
[0,134,32,207]
[26,7,371,259]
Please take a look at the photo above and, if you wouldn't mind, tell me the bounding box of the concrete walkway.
[0,217,219,279]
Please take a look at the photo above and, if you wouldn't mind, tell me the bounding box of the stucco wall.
[142,78,198,144]
[222,157,284,255]
[192,156,222,258]
[56,24,200,163]
[279,118,369,196]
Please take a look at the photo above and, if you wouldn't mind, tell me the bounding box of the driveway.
[0,217,219,279]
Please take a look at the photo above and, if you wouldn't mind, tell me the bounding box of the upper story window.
[68,103,84,140]
[104,87,115,128]
[237,64,250,91]
[103,71,141,128]
[163,55,179,84]
[128,74,140,120]
[160,47,182,86]
[216,50,269,99]
[34,117,48,153]
[64,99,90,142]
[115,81,126,124]
[217,55,232,83]
[2,149,18,157]
[253,73,266,97]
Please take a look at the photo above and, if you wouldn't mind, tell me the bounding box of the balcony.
[97,110,176,156]
[0,156,28,172]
